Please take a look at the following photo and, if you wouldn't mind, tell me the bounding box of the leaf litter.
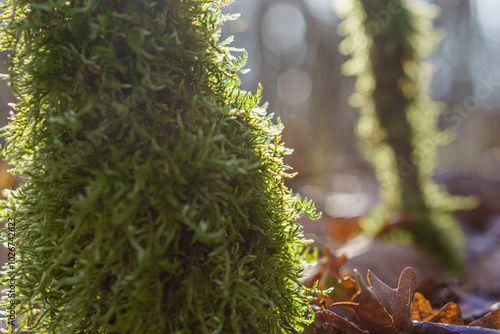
[300,263,500,333]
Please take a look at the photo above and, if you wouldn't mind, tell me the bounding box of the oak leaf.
[428,302,464,325]
[322,267,417,334]
[411,292,436,321]
[469,309,500,330]
[309,250,357,305]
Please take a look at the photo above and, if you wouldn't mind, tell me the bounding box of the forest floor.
[299,173,500,333]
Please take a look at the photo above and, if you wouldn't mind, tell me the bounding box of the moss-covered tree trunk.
[337,0,475,274]
[0,1,317,333]
[368,25,424,214]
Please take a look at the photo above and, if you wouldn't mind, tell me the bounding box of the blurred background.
[214,0,500,224]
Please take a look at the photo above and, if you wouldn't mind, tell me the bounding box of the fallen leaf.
[354,267,417,334]
[301,250,347,289]
[0,161,15,197]
[321,308,369,334]
[326,216,363,243]
[306,257,500,334]
[412,320,500,333]
[324,267,417,334]
[468,309,500,330]
[318,271,359,304]
[325,250,348,280]
[412,292,436,321]
[429,302,464,325]
[305,250,357,305]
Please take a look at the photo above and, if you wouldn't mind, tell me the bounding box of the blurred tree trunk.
[366,15,425,213]
[338,0,476,274]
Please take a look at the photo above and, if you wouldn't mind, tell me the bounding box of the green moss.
[336,0,476,274]
[0,1,318,332]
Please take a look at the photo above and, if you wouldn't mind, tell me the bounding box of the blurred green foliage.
[0,0,318,332]
[337,0,476,274]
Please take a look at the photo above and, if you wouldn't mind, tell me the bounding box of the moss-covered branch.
[0,1,318,332]
[337,0,476,274]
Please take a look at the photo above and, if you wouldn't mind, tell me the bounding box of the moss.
[0,1,318,332]
[336,0,476,274]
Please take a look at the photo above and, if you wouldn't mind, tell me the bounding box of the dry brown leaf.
[412,321,500,333]
[326,216,363,243]
[318,271,359,304]
[356,267,416,333]
[310,251,357,305]
[303,250,348,290]
[321,308,369,334]
[412,292,436,321]
[325,250,348,280]
[306,259,500,334]
[468,309,500,330]
[0,161,14,199]
[429,302,464,325]
[322,267,417,334]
